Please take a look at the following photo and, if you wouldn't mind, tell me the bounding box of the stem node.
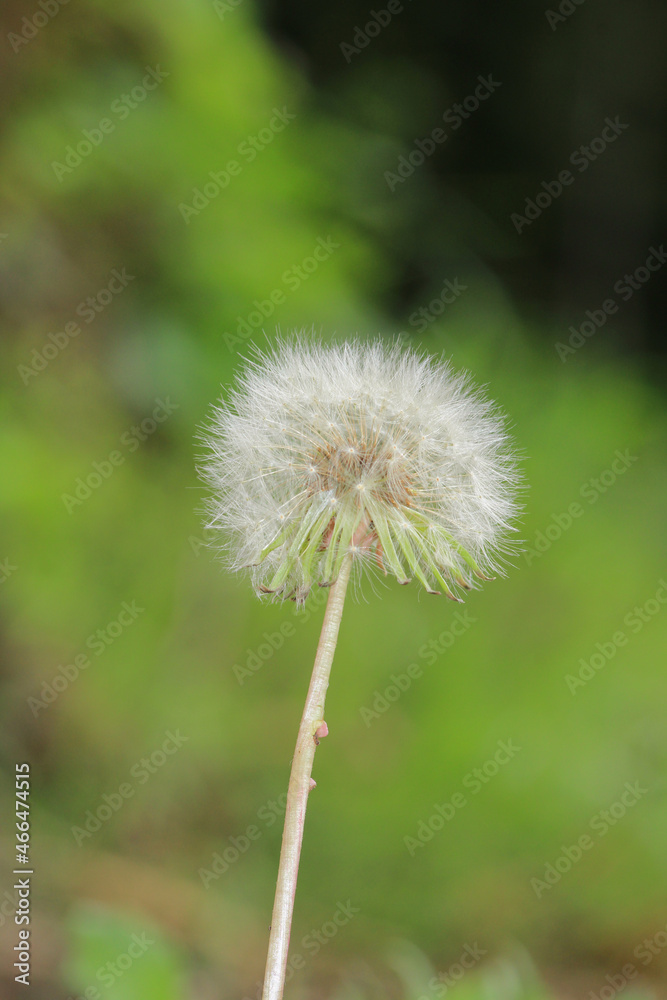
[314,721,329,744]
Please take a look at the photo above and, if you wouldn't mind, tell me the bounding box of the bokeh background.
[1,0,666,997]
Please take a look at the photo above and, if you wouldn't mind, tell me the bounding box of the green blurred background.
[1,0,666,997]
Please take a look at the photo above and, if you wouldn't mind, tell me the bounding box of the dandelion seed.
[200,337,520,603]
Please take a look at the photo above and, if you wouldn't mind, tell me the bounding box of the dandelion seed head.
[199,337,521,602]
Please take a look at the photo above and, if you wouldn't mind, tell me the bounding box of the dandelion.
[199,337,520,1000]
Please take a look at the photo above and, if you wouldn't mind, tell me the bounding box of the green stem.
[261,555,353,1000]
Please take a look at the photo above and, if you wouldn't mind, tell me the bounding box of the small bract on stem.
[199,337,520,1000]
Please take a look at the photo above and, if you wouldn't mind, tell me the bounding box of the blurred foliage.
[65,906,187,1000]
[0,0,666,998]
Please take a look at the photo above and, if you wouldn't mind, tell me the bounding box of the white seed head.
[199,338,520,603]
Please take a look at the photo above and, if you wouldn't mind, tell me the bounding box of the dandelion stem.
[261,555,353,1000]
